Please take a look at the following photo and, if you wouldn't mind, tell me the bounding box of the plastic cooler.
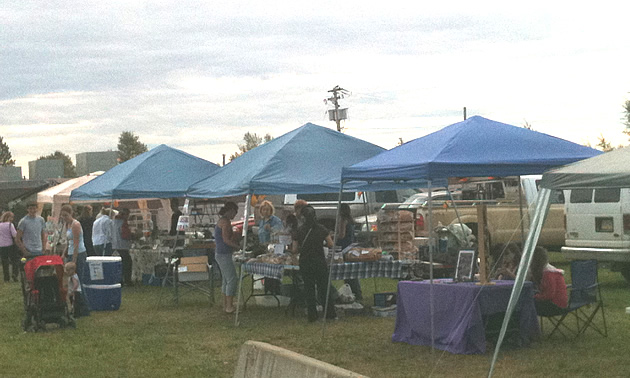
[84,284,122,311]
[86,256,122,285]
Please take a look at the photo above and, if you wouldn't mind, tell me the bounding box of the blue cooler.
[86,256,122,285]
[84,284,122,311]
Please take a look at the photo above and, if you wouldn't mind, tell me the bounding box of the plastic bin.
[86,256,122,285]
[84,284,122,311]
[373,292,397,307]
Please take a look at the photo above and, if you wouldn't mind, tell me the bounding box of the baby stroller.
[21,255,75,331]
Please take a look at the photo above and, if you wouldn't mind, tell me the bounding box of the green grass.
[1,260,629,377]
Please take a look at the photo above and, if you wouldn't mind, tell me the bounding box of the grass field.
[1,253,629,377]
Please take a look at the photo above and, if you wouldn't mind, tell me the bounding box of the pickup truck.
[405,176,566,254]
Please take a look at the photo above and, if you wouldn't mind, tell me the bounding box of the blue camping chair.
[537,259,607,338]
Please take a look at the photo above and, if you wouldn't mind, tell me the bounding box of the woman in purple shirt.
[0,211,19,282]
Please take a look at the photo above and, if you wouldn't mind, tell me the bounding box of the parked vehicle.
[283,190,417,231]
[391,176,566,253]
[562,187,630,283]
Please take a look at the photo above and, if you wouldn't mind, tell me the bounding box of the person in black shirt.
[79,205,95,256]
[297,205,337,322]
[169,199,183,236]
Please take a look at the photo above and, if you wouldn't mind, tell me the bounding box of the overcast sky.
[2,1,629,178]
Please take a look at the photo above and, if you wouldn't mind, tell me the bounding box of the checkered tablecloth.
[241,260,403,281]
[329,260,404,280]
[241,262,298,280]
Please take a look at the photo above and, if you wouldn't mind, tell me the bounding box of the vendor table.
[392,280,540,354]
[241,260,405,281]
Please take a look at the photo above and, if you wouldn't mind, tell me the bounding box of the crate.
[374,292,397,307]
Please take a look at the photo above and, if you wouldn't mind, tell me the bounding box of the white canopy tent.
[36,171,104,219]
[489,147,630,376]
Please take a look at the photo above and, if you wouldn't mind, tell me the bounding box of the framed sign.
[455,250,475,282]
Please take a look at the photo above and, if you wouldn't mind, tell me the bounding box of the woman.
[112,208,133,286]
[60,205,89,290]
[298,205,337,322]
[0,211,19,282]
[214,202,240,314]
[531,246,568,314]
[336,203,362,300]
[257,200,283,245]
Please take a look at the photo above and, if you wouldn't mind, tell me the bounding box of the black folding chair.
[538,259,607,338]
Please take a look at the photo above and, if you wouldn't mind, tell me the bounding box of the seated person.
[492,242,521,280]
[530,246,568,314]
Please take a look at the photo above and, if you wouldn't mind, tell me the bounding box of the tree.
[118,131,148,163]
[38,151,76,177]
[522,120,533,130]
[229,132,273,161]
[596,134,614,152]
[0,136,15,166]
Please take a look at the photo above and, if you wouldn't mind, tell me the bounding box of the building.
[29,160,64,180]
[76,151,118,176]
[0,166,22,181]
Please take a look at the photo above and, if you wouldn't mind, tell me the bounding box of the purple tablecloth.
[392,280,540,354]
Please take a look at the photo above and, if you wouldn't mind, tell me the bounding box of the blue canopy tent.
[338,116,601,370]
[186,122,437,326]
[186,122,433,198]
[70,144,220,201]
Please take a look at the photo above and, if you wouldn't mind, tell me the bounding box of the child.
[65,262,90,317]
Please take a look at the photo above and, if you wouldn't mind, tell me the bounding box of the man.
[92,208,113,256]
[16,202,47,258]
[112,208,133,286]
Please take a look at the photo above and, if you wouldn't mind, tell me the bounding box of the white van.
[562,188,630,282]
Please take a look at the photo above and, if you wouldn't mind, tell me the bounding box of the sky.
[1,1,629,178]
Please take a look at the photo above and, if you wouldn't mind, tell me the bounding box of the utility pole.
[325,86,349,132]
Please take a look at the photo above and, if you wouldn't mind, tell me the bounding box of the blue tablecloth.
[392,280,540,354]
[241,260,404,281]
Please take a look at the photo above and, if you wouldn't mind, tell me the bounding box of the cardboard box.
[178,263,208,273]
[180,256,208,265]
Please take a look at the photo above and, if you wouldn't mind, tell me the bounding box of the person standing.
[0,211,20,282]
[92,208,113,256]
[79,205,95,256]
[214,202,240,314]
[59,205,89,298]
[257,200,283,245]
[112,208,133,286]
[16,202,47,258]
[336,203,362,301]
[298,205,337,322]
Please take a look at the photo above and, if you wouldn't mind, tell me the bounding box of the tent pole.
[428,181,435,353]
[488,188,551,377]
[234,193,252,327]
[321,182,344,338]
[518,175,526,247]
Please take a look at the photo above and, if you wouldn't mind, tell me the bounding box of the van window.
[594,188,620,203]
[297,192,355,202]
[570,189,593,203]
[375,190,399,203]
[549,190,565,204]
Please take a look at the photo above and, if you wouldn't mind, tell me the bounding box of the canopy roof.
[37,171,103,205]
[187,123,432,198]
[342,116,602,182]
[71,144,220,201]
[541,146,630,189]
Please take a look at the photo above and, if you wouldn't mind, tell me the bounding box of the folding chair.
[538,259,607,338]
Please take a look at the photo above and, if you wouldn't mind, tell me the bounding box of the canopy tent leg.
[234,193,252,327]
[321,183,345,338]
[488,188,551,377]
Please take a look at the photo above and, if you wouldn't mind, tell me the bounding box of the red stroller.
[21,255,75,331]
